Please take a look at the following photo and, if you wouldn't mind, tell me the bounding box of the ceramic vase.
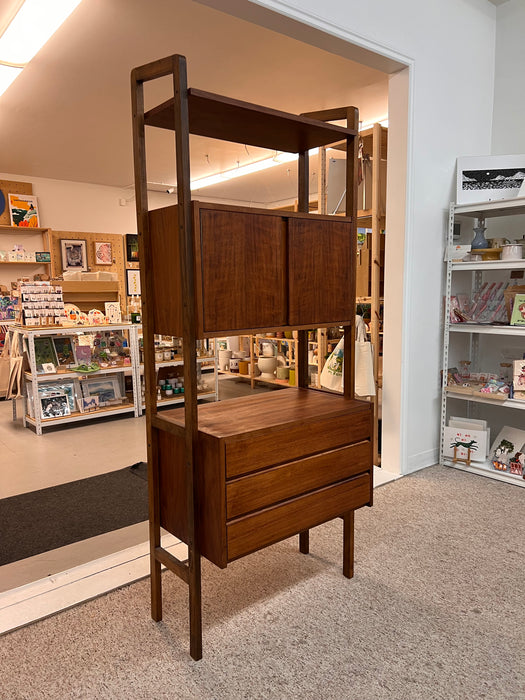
[257,356,277,380]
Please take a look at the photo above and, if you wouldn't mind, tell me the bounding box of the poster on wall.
[94,241,112,265]
[8,193,40,227]
[456,155,525,205]
[125,234,139,262]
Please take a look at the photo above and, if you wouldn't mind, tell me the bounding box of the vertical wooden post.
[297,149,309,390]
[344,107,359,401]
[130,67,162,622]
[171,55,202,662]
[370,123,382,465]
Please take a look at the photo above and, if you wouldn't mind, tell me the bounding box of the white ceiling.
[0,0,389,204]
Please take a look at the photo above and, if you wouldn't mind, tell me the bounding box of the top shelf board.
[453,197,525,218]
[144,88,357,153]
[0,225,49,234]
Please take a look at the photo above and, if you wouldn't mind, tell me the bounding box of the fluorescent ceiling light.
[0,0,82,65]
[0,63,22,97]
[191,149,316,191]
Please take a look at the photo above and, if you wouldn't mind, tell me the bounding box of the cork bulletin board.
[50,230,126,307]
[0,180,33,226]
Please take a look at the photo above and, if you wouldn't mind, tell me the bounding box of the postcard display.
[441,198,525,486]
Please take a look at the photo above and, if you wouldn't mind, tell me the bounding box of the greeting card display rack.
[131,54,373,659]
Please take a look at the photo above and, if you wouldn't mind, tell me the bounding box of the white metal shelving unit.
[441,199,525,488]
[13,323,141,435]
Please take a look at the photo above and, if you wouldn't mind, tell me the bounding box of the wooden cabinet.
[131,53,369,659]
[158,391,372,566]
[149,201,354,337]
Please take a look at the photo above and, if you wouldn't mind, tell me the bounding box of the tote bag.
[6,330,23,400]
[320,320,376,397]
[0,335,10,398]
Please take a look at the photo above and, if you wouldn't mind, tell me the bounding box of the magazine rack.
[131,54,373,659]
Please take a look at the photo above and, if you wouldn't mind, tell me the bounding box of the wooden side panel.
[148,205,184,336]
[288,217,354,326]
[227,474,370,561]
[225,406,372,478]
[158,429,227,568]
[199,209,286,333]
[227,440,371,519]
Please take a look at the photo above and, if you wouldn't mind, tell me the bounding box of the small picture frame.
[125,234,139,262]
[42,363,56,374]
[35,251,51,263]
[94,241,112,265]
[105,301,121,324]
[40,394,70,418]
[60,239,88,272]
[8,193,40,228]
[126,268,141,296]
[456,155,525,205]
[78,395,99,413]
[83,376,122,406]
[52,335,76,366]
[33,336,58,370]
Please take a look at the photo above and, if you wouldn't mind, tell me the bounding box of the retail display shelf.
[146,391,217,410]
[445,389,525,410]
[451,259,525,271]
[453,197,525,218]
[442,458,525,488]
[25,366,133,382]
[449,323,525,336]
[25,403,136,427]
[0,261,50,265]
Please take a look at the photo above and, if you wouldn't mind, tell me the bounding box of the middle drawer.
[226,440,371,520]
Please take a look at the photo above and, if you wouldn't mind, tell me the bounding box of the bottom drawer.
[227,472,370,562]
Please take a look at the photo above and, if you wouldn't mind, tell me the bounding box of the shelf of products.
[441,200,525,488]
[12,323,141,435]
[0,226,51,286]
[137,332,218,410]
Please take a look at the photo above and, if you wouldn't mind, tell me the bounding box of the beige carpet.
[0,465,523,700]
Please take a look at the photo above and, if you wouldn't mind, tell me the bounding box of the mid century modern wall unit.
[131,54,374,659]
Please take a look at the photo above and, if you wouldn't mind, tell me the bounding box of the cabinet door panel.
[288,217,354,326]
[199,209,286,333]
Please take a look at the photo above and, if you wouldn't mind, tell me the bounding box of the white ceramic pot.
[218,349,232,371]
[257,356,277,380]
[502,244,523,260]
[229,357,240,373]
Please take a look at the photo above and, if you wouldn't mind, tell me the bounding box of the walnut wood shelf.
[131,53,370,660]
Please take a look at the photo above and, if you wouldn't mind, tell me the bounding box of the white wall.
[205,0,498,474]
[0,172,178,234]
[492,0,525,155]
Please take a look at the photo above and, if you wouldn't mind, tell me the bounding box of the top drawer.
[225,406,372,478]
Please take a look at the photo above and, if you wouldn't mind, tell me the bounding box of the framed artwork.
[40,394,70,418]
[456,155,525,205]
[83,376,122,406]
[35,251,51,263]
[8,193,40,228]
[60,239,88,271]
[52,336,76,366]
[33,336,58,369]
[125,234,139,262]
[105,301,121,324]
[78,395,99,413]
[94,241,112,265]
[126,268,141,296]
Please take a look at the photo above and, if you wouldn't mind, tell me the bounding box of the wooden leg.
[343,511,354,579]
[150,555,162,621]
[188,551,202,661]
[299,529,310,554]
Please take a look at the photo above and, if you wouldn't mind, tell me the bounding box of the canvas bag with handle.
[320,316,376,396]
[0,333,11,398]
[6,330,24,399]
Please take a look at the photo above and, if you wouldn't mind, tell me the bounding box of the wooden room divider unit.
[131,54,373,660]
